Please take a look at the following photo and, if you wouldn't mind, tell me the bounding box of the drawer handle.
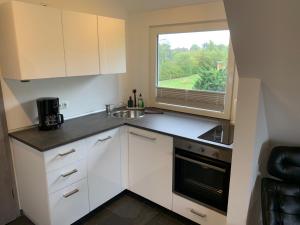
[129,132,156,141]
[97,136,112,143]
[63,189,79,198]
[61,169,78,178]
[58,149,76,157]
[190,209,207,218]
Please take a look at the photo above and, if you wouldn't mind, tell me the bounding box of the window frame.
[149,21,236,119]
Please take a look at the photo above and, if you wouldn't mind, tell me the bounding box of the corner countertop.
[9,109,233,152]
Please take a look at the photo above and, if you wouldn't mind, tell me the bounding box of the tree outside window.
[157,30,230,93]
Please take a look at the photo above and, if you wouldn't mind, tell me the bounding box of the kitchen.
[0,1,298,225]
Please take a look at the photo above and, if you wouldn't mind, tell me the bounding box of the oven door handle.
[186,178,224,195]
[175,154,226,173]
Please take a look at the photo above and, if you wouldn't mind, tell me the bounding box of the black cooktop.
[198,124,234,145]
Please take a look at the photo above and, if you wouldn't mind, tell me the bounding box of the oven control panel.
[174,138,232,163]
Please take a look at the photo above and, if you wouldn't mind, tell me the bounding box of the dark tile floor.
[7,216,33,225]
[8,192,197,225]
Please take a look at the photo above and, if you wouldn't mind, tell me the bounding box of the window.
[150,22,235,119]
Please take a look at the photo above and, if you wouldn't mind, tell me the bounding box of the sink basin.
[111,110,145,119]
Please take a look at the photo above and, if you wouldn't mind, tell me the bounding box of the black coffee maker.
[37,97,64,130]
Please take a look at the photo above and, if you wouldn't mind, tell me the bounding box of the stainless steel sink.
[111,110,145,119]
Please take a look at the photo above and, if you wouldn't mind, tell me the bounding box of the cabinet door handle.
[190,209,207,218]
[129,132,156,141]
[58,149,76,157]
[63,189,79,198]
[97,136,112,143]
[61,169,78,178]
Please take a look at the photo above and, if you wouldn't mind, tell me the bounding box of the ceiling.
[120,0,220,13]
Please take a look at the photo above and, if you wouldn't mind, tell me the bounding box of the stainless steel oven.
[173,138,232,213]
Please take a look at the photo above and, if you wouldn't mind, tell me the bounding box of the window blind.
[156,87,225,112]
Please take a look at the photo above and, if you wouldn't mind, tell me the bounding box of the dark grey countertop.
[9,109,233,152]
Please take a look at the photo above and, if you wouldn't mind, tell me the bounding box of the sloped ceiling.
[224,0,300,145]
[223,0,300,80]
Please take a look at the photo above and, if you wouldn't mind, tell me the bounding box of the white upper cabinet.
[0,1,66,80]
[98,16,126,74]
[62,11,100,76]
[0,1,126,80]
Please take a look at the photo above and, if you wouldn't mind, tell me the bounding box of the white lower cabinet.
[11,126,227,225]
[11,138,89,225]
[11,127,124,225]
[86,128,122,210]
[172,194,226,225]
[49,179,89,225]
[128,127,173,210]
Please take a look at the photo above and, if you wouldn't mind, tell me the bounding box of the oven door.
[174,148,231,212]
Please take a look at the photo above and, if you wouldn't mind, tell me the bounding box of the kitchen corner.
[0,2,236,224]
[9,107,233,225]
[9,108,233,152]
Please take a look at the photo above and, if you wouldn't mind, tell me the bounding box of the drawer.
[43,140,87,172]
[46,159,87,194]
[172,194,226,225]
[49,179,89,225]
[85,128,119,146]
[128,127,170,144]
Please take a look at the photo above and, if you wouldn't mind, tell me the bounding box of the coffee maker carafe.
[37,97,64,130]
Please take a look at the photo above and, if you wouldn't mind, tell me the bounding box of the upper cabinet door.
[62,11,100,77]
[0,1,127,80]
[0,1,66,80]
[98,16,126,75]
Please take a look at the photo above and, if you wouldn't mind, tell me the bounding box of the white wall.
[224,0,300,146]
[0,0,129,131]
[127,1,227,105]
[1,75,127,131]
[226,78,269,225]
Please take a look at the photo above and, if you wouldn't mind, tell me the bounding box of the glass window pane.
[157,30,230,93]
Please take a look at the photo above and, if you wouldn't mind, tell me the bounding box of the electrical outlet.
[59,101,69,110]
